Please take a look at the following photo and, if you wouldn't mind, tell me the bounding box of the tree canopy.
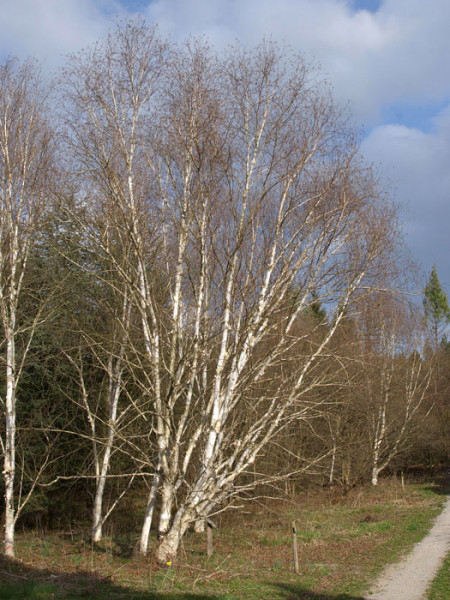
[0,21,443,563]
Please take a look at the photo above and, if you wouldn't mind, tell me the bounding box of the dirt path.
[365,496,450,600]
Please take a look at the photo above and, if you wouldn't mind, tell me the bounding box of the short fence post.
[292,520,299,574]
[206,518,217,558]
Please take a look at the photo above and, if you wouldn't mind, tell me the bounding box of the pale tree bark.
[64,288,133,543]
[0,58,54,557]
[329,421,339,485]
[91,339,128,543]
[355,293,433,486]
[148,43,398,562]
[88,292,133,543]
[139,465,160,555]
[4,330,16,557]
[62,24,402,562]
[61,21,169,555]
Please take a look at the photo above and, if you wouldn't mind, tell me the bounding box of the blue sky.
[1,0,449,291]
[352,0,382,11]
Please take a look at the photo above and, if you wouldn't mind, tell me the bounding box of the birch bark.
[0,58,54,557]
[62,27,402,563]
[356,294,432,486]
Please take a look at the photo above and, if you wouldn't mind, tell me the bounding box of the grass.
[0,582,57,600]
[0,476,447,600]
[427,552,450,600]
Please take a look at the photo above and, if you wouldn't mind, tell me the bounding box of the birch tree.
[60,21,169,550]
[150,42,398,563]
[0,58,55,556]
[62,23,401,561]
[62,291,134,544]
[355,294,432,485]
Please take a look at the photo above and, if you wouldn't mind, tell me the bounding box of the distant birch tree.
[355,294,432,486]
[0,58,55,557]
[62,22,400,561]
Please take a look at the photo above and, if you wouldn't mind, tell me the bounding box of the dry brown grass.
[0,476,445,599]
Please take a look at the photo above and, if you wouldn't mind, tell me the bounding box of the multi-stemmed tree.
[59,21,401,561]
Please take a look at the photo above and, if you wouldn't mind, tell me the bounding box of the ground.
[365,494,450,599]
[0,475,448,599]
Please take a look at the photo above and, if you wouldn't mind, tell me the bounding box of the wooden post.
[206,518,217,558]
[207,524,213,557]
[292,520,299,574]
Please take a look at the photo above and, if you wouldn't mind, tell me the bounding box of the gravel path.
[365,496,450,600]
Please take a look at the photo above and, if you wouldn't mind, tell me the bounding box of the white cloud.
[0,0,119,68]
[139,0,450,124]
[361,112,450,286]
[1,1,449,125]
[0,0,448,285]
[143,0,398,121]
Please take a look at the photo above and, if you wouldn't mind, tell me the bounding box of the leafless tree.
[62,22,401,561]
[60,21,169,547]
[353,293,432,485]
[62,292,134,544]
[0,58,55,556]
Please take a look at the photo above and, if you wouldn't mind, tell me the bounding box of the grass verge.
[0,477,447,600]
[427,551,450,600]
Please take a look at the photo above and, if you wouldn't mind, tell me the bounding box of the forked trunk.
[91,364,123,543]
[155,508,192,564]
[193,519,205,533]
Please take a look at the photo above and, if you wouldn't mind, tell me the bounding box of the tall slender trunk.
[139,469,160,556]
[91,306,128,542]
[329,440,337,485]
[92,439,114,543]
[4,332,16,557]
[371,401,386,486]
[371,430,382,486]
[371,463,379,486]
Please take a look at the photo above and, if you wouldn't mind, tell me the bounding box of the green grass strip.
[427,551,450,600]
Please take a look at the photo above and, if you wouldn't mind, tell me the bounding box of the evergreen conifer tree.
[423,265,450,348]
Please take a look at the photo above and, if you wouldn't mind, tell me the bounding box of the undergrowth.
[0,477,446,600]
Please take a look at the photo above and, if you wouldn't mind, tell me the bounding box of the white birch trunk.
[139,470,160,556]
[91,430,115,543]
[329,440,337,485]
[4,333,16,557]
[155,507,193,563]
[193,520,205,534]
[371,410,385,486]
[371,464,380,486]
[92,373,120,542]
[158,481,175,537]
